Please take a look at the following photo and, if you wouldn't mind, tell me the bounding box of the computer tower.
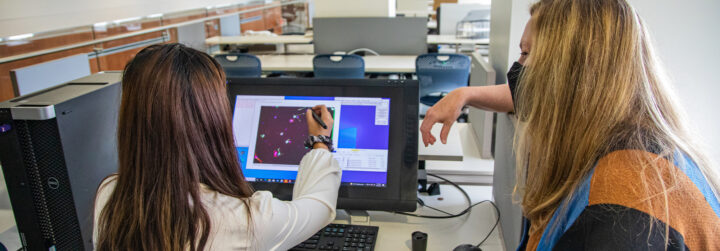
[0,72,121,250]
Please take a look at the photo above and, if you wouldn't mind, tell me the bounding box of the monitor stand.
[346,210,370,225]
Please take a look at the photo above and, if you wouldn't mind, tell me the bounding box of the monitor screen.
[227,78,418,212]
[232,95,390,187]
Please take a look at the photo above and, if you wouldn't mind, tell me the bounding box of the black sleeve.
[554,204,688,251]
[507,81,517,105]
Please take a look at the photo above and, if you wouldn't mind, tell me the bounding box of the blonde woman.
[421,0,720,250]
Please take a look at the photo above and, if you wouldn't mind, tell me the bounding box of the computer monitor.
[227,78,419,212]
[313,17,427,55]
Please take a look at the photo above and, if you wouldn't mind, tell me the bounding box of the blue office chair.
[416,53,471,107]
[214,53,262,78]
[313,54,365,79]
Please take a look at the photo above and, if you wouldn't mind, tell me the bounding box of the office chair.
[312,54,365,79]
[214,53,262,78]
[416,53,471,107]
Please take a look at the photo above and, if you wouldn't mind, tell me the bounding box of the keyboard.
[290,223,379,251]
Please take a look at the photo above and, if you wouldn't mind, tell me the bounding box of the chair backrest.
[313,54,365,79]
[214,53,262,78]
[416,53,471,98]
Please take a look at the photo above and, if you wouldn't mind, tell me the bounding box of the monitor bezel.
[227,78,418,212]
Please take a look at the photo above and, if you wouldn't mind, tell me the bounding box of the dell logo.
[0,123,11,133]
[47,177,60,190]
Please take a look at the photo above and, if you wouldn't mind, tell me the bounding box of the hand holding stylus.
[306,105,334,138]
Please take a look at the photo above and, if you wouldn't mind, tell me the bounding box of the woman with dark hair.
[93,43,340,250]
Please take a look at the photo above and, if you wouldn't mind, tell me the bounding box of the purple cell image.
[253,106,312,165]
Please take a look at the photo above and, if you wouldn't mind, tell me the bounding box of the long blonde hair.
[514,0,720,235]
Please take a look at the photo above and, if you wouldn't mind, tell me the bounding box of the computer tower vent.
[16,119,83,249]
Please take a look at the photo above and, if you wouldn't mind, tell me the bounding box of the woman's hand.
[306,105,334,137]
[420,87,468,147]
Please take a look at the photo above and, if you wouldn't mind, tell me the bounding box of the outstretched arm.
[421,85,513,146]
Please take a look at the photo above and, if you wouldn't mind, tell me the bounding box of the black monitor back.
[227,78,419,212]
[313,17,428,55]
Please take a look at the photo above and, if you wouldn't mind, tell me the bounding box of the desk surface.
[0,187,503,251]
[257,54,416,73]
[333,185,504,251]
[419,122,495,184]
[207,34,488,46]
[426,35,489,45]
[418,120,464,161]
[206,35,313,45]
[0,209,19,250]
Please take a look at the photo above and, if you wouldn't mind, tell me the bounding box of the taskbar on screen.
[249,178,386,187]
[340,182,386,188]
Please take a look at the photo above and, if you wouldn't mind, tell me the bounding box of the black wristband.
[304,135,334,151]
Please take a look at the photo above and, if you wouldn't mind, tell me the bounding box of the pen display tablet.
[232,95,390,187]
[227,78,418,212]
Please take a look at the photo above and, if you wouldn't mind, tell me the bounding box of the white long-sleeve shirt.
[93,149,341,250]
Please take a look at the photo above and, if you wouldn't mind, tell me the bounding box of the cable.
[395,200,491,219]
[395,173,472,218]
[392,173,501,247]
[417,198,453,216]
[476,200,500,247]
[429,173,473,212]
[424,203,455,216]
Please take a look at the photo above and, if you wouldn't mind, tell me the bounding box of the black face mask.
[506,61,524,102]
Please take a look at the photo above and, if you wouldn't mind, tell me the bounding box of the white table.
[256,54,417,73]
[427,35,489,53]
[426,35,489,45]
[419,121,495,184]
[0,186,505,251]
[427,20,438,29]
[0,209,19,250]
[333,185,504,251]
[206,35,313,45]
[206,35,314,53]
[207,35,488,50]
[418,120,464,161]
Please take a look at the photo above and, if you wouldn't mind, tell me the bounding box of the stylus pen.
[311,110,328,129]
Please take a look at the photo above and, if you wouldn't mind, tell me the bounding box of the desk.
[428,20,438,29]
[418,120,464,161]
[0,209,19,250]
[419,121,495,184]
[207,35,488,51]
[427,35,489,53]
[333,185,504,250]
[426,35,489,45]
[0,187,504,251]
[256,55,417,73]
[206,35,313,53]
[206,35,313,46]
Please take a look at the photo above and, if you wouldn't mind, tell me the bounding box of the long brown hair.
[97,43,255,250]
[514,0,719,237]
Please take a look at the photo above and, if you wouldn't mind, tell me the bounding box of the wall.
[397,0,427,12]
[628,0,720,162]
[488,0,532,249]
[313,0,396,18]
[0,0,253,38]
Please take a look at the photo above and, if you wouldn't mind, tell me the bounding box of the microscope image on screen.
[253,106,334,165]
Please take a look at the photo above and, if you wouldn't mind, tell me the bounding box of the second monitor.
[313,17,428,55]
[227,78,419,212]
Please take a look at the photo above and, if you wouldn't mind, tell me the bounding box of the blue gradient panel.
[338,127,357,148]
[338,105,389,149]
